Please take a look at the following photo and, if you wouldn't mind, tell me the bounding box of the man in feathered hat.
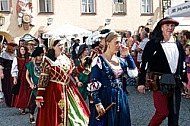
[137,17,186,126]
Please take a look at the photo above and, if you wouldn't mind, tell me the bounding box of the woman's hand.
[81,56,92,65]
[77,82,83,87]
[120,45,130,57]
[36,100,43,108]
[81,57,87,65]
[30,84,37,90]
[96,103,105,116]
[13,77,17,85]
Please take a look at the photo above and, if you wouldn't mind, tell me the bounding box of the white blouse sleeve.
[11,57,18,77]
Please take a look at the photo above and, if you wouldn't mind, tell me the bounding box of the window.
[82,0,95,13]
[141,0,152,14]
[39,0,53,13]
[0,0,9,11]
[113,0,125,13]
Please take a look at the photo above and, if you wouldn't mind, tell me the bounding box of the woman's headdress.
[48,35,61,48]
[31,47,44,57]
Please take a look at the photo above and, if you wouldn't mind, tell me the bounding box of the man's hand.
[137,85,146,94]
[0,69,4,79]
[0,73,4,79]
[13,77,17,85]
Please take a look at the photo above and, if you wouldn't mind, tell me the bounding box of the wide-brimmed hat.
[23,14,30,23]
[7,42,17,47]
[159,17,179,26]
[98,29,112,38]
[26,41,35,45]
[31,47,44,57]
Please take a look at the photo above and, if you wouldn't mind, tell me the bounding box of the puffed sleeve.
[87,56,102,105]
[36,57,50,102]
[125,55,136,69]
[125,55,138,78]
[71,58,85,77]
[11,57,18,77]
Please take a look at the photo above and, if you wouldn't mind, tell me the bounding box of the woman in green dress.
[74,44,91,102]
[26,47,44,124]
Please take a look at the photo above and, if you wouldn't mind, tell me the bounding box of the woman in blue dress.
[88,31,137,126]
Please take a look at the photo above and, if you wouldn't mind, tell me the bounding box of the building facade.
[0,0,187,43]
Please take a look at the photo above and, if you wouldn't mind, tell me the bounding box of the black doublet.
[138,38,185,86]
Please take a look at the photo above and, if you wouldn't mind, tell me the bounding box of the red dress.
[12,58,31,109]
[36,55,90,126]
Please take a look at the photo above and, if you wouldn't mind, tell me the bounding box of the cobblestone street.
[0,86,190,126]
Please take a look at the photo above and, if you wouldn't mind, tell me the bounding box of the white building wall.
[0,0,187,43]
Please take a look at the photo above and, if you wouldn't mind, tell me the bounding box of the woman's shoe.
[20,109,26,115]
[181,92,187,96]
[185,94,190,99]
[29,114,36,124]
[0,98,3,103]
[30,117,35,124]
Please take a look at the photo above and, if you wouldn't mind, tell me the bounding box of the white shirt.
[11,57,18,77]
[161,37,179,74]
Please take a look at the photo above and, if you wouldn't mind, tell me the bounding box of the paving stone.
[0,86,189,126]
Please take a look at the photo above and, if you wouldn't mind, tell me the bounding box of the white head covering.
[48,35,61,48]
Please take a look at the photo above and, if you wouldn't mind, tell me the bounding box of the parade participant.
[74,44,91,102]
[88,32,136,126]
[26,47,44,124]
[138,17,185,126]
[0,42,17,107]
[11,46,31,114]
[18,39,26,47]
[35,36,90,126]
[26,41,35,56]
[88,29,112,109]
[71,38,79,60]
[90,29,111,59]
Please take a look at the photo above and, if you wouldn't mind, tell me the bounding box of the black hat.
[100,29,111,34]
[159,17,179,26]
[152,17,179,40]
[77,44,88,58]
[31,47,44,57]
[99,29,111,38]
